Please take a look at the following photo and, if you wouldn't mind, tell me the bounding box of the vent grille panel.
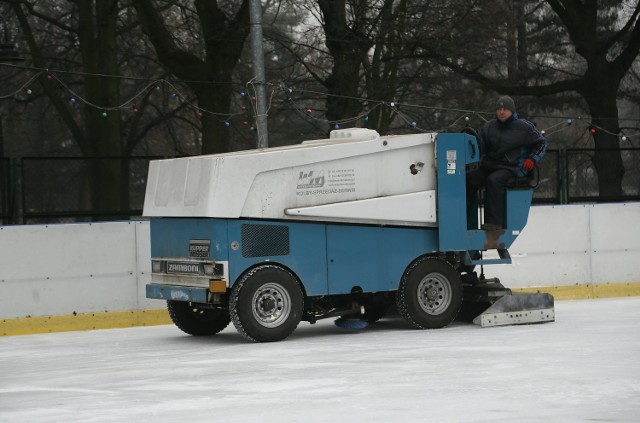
[241,224,290,258]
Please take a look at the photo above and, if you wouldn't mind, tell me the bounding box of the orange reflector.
[209,280,227,293]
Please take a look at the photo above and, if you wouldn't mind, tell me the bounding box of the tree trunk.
[582,64,624,200]
[318,0,372,133]
[505,2,518,80]
[516,0,529,76]
[193,82,233,154]
[79,1,127,218]
[365,0,403,134]
[505,0,529,80]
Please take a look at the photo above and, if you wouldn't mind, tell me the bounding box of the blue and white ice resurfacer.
[143,129,554,342]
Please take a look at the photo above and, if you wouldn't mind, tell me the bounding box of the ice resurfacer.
[143,129,554,342]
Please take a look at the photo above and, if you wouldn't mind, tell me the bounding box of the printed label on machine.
[296,168,356,196]
[446,150,457,175]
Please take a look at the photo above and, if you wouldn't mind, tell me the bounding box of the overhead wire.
[0,62,638,140]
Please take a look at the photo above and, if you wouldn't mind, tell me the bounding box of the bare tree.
[315,0,372,131]
[423,0,640,199]
[133,0,250,154]
[10,0,130,217]
[3,0,199,220]
[544,1,640,199]
[279,0,424,134]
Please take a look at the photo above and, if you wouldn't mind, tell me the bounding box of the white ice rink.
[1,297,640,423]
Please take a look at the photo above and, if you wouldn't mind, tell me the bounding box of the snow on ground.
[1,297,639,423]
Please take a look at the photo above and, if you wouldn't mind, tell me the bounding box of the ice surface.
[1,297,639,422]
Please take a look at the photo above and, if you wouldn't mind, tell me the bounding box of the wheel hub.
[417,272,452,315]
[260,296,276,313]
[425,286,439,301]
[252,282,292,328]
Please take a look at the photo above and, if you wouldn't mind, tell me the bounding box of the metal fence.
[0,149,639,225]
[532,148,640,204]
[20,156,158,224]
[2,156,161,225]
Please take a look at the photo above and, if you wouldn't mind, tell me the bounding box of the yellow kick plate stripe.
[1,309,171,336]
[513,281,640,300]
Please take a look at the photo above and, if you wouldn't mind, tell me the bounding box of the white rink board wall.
[1,203,639,320]
[0,221,155,320]
[488,203,640,287]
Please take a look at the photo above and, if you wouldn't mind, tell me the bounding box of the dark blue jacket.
[479,115,547,175]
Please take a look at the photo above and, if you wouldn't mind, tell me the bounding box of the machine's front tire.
[396,257,463,329]
[230,265,304,342]
[167,301,231,336]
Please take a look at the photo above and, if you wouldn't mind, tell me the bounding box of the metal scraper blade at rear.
[473,293,555,328]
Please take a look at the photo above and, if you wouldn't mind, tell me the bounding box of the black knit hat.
[496,95,516,113]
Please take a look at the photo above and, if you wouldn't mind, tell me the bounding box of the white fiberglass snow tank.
[143,128,438,226]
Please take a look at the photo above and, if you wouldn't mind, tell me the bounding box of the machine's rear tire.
[167,301,231,336]
[396,257,463,329]
[230,265,304,342]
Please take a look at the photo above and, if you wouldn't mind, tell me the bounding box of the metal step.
[462,249,512,266]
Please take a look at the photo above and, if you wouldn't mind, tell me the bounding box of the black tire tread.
[229,264,304,343]
[396,256,463,329]
[167,300,230,336]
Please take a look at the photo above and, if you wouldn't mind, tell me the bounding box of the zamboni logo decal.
[297,170,325,189]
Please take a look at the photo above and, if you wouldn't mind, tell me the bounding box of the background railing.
[531,148,640,204]
[1,156,163,225]
[0,148,638,225]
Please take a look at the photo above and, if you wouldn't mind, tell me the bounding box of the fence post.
[1,158,7,225]
[558,149,568,204]
[16,157,24,224]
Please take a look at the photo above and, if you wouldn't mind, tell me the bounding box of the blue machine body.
[146,133,533,302]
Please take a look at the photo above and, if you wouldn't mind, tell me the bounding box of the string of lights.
[285,87,640,140]
[1,62,639,141]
